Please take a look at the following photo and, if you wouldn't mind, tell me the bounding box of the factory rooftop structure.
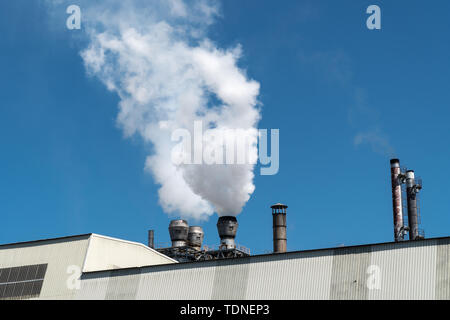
[1,233,449,300]
[1,159,449,300]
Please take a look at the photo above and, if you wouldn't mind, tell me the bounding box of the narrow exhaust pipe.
[406,170,420,240]
[390,159,405,241]
[148,230,154,249]
[272,203,287,253]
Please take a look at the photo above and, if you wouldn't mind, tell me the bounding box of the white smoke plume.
[47,0,261,221]
[354,128,395,157]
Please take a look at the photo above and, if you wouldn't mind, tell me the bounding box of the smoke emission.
[47,0,261,221]
[354,128,395,158]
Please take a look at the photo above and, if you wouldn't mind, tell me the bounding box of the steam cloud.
[48,0,261,221]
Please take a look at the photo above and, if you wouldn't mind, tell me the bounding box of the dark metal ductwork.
[406,170,422,240]
[217,216,238,250]
[157,217,249,261]
[169,220,189,247]
[390,159,405,242]
[148,230,154,249]
[188,226,204,250]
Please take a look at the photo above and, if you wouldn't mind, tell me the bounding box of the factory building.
[0,234,176,299]
[1,159,449,300]
[79,236,450,300]
[1,234,449,300]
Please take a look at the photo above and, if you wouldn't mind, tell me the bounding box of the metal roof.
[0,234,93,248]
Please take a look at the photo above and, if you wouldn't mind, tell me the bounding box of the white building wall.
[436,240,450,299]
[0,233,176,300]
[245,251,334,300]
[0,236,90,300]
[137,264,217,300]
[76,238,450,300]
[368,240,437,300]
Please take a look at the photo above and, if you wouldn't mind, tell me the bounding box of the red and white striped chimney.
[390,159,404,242]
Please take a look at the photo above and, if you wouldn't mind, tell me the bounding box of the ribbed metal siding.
[330,246,372,300]
[106,269,141,300]
[76,239,450,300]
[246,251,333,300]
[79,252,335,300]
[435,238,450,300]
[368,240,437,300]
[137,263,217,300]
[212,260,250,300]
[76,271,110,300]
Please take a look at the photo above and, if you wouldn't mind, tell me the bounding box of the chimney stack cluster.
[148,220,206,250]
[145,158,424,258]
[390,159,423,242]
[153,206,288,254]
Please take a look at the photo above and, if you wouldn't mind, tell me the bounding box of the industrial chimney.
[187,226,204,251]
[217,216,238,250]
[169,220,189,247]
[272,203,287,253]
[390,159,405,241]
[406,170,421,240]
[148,230,155,249]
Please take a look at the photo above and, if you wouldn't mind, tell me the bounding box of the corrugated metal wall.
[368,240,437,300]
[245,251,333,299]
[436,238,450,300]
[76,238,450,300]
[330,246,371,300]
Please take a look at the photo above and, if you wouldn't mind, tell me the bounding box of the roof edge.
[0,233,93,248]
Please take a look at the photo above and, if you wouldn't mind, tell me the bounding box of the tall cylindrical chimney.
[188,226,204,250]
[406,170,419,240]
[148,230,154,249]
[217,216,238,250]
[272,203,287,253]
[169,220,189,247]
[390,159,405,242]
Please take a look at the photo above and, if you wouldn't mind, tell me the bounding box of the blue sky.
[1,0,449,254]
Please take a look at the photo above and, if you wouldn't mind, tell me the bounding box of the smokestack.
[169,220,189,247]
[148,230,154,249]
[390,159,405,241]
[406,170,420,240]
[217,216,238,250]
[272,203,287,253]
[187,226,204,250]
